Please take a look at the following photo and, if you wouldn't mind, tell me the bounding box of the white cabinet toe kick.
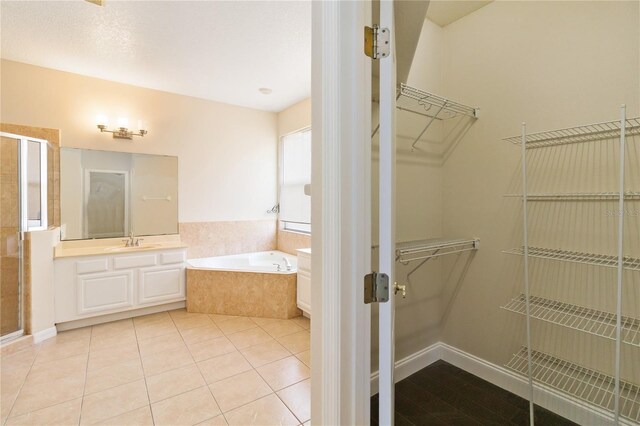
[54,248,187,324]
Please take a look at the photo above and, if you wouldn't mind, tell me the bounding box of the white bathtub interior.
[187,250,298,273]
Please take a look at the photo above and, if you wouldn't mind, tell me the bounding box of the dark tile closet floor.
[370,360,577,426]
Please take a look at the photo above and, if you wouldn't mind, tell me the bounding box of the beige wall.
[276,98,312,254]
[1,60,278,225]
[436,0,639,384]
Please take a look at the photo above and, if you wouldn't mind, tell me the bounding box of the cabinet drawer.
[113,254,157,270]
[77,271,134,315]
[161,251,186,265]
[76,258,109,275]
[138,266,185,305]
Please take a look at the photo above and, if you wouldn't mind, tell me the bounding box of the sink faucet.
[123,232,143,247]
[282,257,292,271]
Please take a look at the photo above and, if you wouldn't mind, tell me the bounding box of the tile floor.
[0,310,311,426]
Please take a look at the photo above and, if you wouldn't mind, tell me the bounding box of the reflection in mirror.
[60,148,178,240]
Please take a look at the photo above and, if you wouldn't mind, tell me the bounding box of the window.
[280,129,311,233]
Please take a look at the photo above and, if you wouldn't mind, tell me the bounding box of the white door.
[378,0,397,424]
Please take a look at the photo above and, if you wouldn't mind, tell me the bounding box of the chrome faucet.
[273,263,282,272]
[282,257,292,271]
[123,232,143,247]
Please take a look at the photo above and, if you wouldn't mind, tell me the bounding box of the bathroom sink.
[104,243,163,252]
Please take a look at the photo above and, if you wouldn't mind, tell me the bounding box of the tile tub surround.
[179,220,277,259]
[277,228,311,256]
[187,269,301,319]
[0,310,311,425]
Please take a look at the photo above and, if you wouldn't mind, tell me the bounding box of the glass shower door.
[0,135,23,340]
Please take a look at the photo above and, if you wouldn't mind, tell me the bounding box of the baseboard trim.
[371,342,623,426]
[32,326,57,343]
[56,301,186,331]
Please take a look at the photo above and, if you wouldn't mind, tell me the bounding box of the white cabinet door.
[138,265,185,305]
[297,271,311,315]
[77,271,134,315]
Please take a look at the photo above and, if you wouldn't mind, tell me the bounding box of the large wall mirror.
[60,148,178,240]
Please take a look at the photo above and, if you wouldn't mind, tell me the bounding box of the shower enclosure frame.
[0,131,49,343]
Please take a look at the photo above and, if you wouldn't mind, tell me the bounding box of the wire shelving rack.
[503,192,640,202]
[506,348,640,424]
[503,246,640,271]
[502,294,640,346]
[503,117,640,149]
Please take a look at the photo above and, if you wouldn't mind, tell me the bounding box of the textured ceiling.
[426,0,492,27]
[0,1,311,112]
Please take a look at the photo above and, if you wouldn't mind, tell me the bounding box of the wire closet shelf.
[506,348,640,424]
[503,192,640,201]
[372,83,479,150]
[502,294,640,346]
[503,117,640,149]
[396,238,479,264]
[503,246,640,271]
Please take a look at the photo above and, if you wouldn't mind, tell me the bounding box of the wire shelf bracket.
[502,294,640,346]
[506,348,640,424]
[503,246,640,271]
[396,238,480,264]
[372,83,479,151]
[503,117,640,149]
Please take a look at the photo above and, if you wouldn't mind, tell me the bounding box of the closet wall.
[438,0,639,393]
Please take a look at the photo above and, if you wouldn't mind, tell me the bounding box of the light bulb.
[117,117,129,128]
[137,120,146,131]
[96,114,108,127]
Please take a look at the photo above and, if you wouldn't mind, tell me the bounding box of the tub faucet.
[282,257,292,271]
[273,263,281,272]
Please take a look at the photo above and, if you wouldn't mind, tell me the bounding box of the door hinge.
[364,272,390,304]
[364,25,390,59]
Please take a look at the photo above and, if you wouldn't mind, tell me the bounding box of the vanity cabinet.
[296,248,311,316]
[54,248,186,323]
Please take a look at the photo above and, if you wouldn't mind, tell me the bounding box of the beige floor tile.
[91,318,134,337]
[180,324,224,346]
[137,330,185,357]
[89,329,138,351]
[250,317,281,327]
[168,308,190,318]
[256,356,310,391]
[208,370,272,413]
[240,340,291,368]
[80,379,149,425]
[216,317,257,335]
[84,358,144,395]
[290,316,310,330]
[303,421,310,426]
[133,312,171,326]
[197,352,252,384]
[208,314,239,324]
[11,369,86,417]
[196,414,228,425]
[141,346,194,377]
[134,320,177,341]
[295,350,311,367]
[26,353,87,385]
[224,394,298,426]
[5,397,81,426]
[146,364,205,403]
[173,314,214,331]
[188,336,237,363]
[151,386,221,426]
[53,327,92,342]
[35,337,90,364]
[95,405,153,426]
[226,327,273,350]
[1,347,38,373]
[261,320,304,338]
[1,384,20,423]
[277,379,311,423]
[277,331,310,354]
[87,343,140,372]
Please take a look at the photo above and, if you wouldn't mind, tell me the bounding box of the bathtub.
[186,250,302,319]
[187,250,297,274]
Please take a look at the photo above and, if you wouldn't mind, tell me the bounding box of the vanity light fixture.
[96,115,148,140]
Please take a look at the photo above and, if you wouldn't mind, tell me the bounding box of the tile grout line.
[77,326,93,426]
[3,342,42,423]
[133,316,157,426]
